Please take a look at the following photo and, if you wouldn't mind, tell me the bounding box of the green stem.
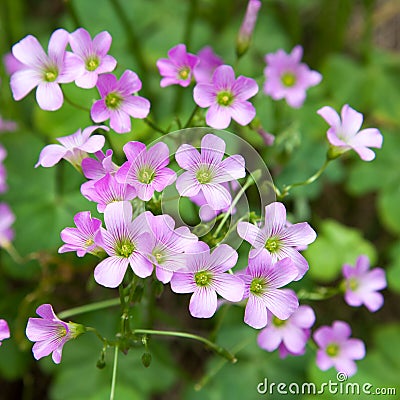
[144,117,167,135]
[62,88,91,113]
[184,105,199,128]
[213,173,257,238]
[133,329,237,363]
[58,298,120,319]
[277,158,331,200]
[110,345,119,400]
[297,286,339,301]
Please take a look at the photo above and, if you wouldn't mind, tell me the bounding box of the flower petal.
[189,287,217,318]
[212,273,244,302]
[94,256,128,288]
[244,295,268,329]
[36,82,63,111]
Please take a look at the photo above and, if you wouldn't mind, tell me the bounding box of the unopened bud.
[141,352,152,368]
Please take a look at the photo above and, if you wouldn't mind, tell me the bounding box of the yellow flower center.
[86,56,100,71]
[216,90,234,106]
[281,72,296,87]
[326,343,340,357]
[194,270,213,287]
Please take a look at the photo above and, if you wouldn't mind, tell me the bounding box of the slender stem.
[213,174,256,238]
[277,158,331,200]
[184,105,199,128]
[3,242,23,263]
[58,298,120,319]
[144,117,167,135]
[110,345,119,400]
[133,329,237,363]
[297,286,339,301]
[62,88,91,113]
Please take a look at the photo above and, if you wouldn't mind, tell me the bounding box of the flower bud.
[141,352,152,368]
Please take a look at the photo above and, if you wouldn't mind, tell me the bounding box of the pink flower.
[263,45,322,108]
[156,44,199,87]
[194,65,258,129]
[26,304,85,364]
[116,141,176,201]
[0,203,15,248]
[91,70,150,134]
[318,104,383,161]
[314,321,365,377]
[69,28,117,88]
[238,251,299,329]
[170,243,244,318]
[35,125,107,168]
[193,46,223,84]
[0,319,10,345]
[10,29,84,111]
[3,52,24,75]
[0,116,17,133]
[342,255,386,312]
[175,133,245,210]
[257,305,315,357]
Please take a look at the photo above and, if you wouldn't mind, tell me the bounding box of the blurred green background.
[0,0,400,399]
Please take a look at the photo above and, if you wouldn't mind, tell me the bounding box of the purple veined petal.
[262,288,298,320]
[75,70,99,89]
[119,70,142,94]
[152,168,177,192]
[341,105,363,137]
[341,338,366,360]
[316,349,334,371]
[186,52,199,69]
[160,77,180,88]
[109,109,131,133]
[25,318,62,341]
[290,305,315,328]
[333,357,357,377]
[247,250,276,277]
[36,82,63,111]
[136,183,156,201]
[201,134,226,164]
[96,55,117,74]
[212,273,244,302]
[93,31,113,56]
[350,128,383,149]
[230,101,256,126]
[36,304,58,320]
[170,271,196,293]
[75,210,102,233]
[156,266,174,283]
[10,69,42,101]
[31,338,60,361]
[176,171,201,197]
[217,154,246,181]
[156,58,176,77]
[81,125,109,143]
[58,52,85,83]
[94,256,129,288]
[206,104,232,130]
[47,29,69,65]
[275,246,309,280]
[167,44,187,64]
[52,345,64,364]
[237,222,264,248]
[96,73,118,97]
[35,144,67,168]
[103,201,133,237]
[4,52,25,75]
[285,89,306,109]
[12,35,47,68]
[208,244,238,270]
[244,295,268,329]
[257,326,283,351]
[327,129,348,147]
[0,319,10,341]
[189,287,218,318]
[122,141,146,162]
[317,106,341,128]
[283,326,308,354]
[232,76,259,100]
[280,222,317,247]
[263,202,287,237]
[264,258,298,288]
[128,253,153,278]
[212,65,235,90]
[193,83,216,107]
[352,146,376,161]
[201,183,231,210]
[331,320,352,340]
[78,135,105,153]
[175,144,201,169]
[121,96,150,119]
[69,28,92,57]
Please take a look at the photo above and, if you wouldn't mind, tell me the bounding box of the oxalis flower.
[156,44,199,87]
[35,125,107,169]
[0,319,10,345]
[116,141,176,201]
[318,104,383,161]
[0,203,15,248]
[26,304,85,364]
[140,212,200,283]
[263,45,322,108]
[10,29,84,111]
[314,321,365,377]
[194,65,258,129]
[170,243,244,318]
[193,46,223,84]
[341,255,387,312]
[257,305,315,358]
[91,70,150,134]
[59,211,103,257]
[93,202,153,288]
[238,251,299,329]
[175,133,245,210]
[69,28,117,88]
[237,202,317,280]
